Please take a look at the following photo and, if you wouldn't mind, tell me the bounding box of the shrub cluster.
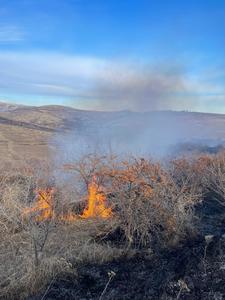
[0,151,225,298]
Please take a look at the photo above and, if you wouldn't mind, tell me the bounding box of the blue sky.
[0,0,224,112]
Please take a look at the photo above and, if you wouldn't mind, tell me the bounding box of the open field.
[1,104,225,299]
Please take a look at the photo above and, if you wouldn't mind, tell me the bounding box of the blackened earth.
[30,197,225,300]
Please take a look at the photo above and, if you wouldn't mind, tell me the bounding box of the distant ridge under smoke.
[0,52,224,113]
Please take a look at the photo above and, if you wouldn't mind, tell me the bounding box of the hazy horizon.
[2,98,225,115]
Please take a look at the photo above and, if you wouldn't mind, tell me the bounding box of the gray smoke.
[53,109,222,168]
[88,62,193,112]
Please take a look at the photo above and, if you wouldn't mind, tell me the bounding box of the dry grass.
[1,152,225,299]
[0,166,124,299]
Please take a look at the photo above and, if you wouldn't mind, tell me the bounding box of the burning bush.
[1,152,224,299]
[67,155,200,249]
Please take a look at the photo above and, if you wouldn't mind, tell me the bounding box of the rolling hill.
[0,102,225,162]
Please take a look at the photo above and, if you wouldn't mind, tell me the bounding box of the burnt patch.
[31,235,225,300]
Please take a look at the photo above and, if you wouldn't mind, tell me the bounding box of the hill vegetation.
[0,151,225,299]
[1,104,225,298]
[1,102,225,163]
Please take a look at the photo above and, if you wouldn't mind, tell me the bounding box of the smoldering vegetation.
[0,150,225,299]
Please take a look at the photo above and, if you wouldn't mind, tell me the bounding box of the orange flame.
[23,188,55,221]
[80,176,112,218]
[23,176,112,222]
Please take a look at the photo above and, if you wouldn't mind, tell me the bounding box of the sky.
[0,0,225,112]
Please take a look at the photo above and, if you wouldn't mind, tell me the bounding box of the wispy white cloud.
[0,25,25,42]
[0,51,224,112]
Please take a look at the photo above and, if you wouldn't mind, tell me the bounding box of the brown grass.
[1,151,225,298]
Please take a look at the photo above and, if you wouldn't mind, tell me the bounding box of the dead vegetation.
[0,151,225,299]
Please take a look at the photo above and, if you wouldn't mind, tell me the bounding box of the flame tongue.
[24,188,54,221]
[80,176,112,218]
[23,176,112,221]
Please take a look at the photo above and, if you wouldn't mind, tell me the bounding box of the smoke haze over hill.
[0,52,224,113]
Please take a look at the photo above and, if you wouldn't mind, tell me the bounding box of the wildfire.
[23,187,55,221]
[80,176,112,218]
[23,176,112,222]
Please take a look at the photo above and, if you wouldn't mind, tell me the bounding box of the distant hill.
[0,102,225,162]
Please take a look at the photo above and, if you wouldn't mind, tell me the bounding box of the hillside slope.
[0,102,225,162]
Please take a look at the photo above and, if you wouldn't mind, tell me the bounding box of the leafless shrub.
[0,172,58,298]
[205,151,225,205]
[69,154,200,249]
[169,154,212,195]
[0,167,124,299]
[108,158,199,248]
